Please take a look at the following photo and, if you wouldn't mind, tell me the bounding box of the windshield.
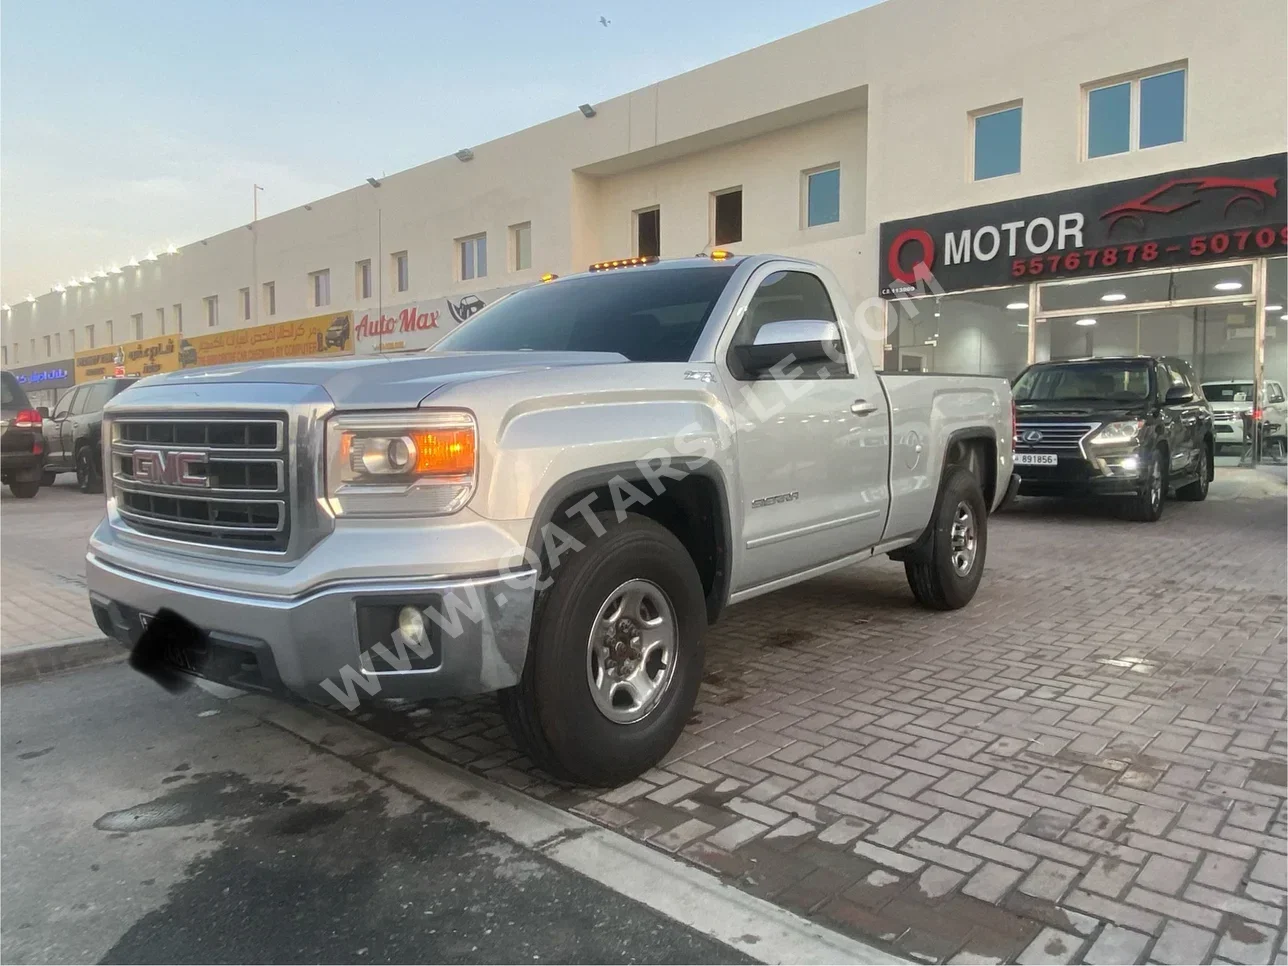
[1202,382,1255,403]
[1014,361,1153,403]
[434,266,737,361]
[1,372,29,409]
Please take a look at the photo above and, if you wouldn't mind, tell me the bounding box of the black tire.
[1126,447,1167,521]
[8,481,39,498]
[1175,443,1210,502]
[41,471,57,486]
[76,445,103,494]
[498,512,707,786]
[904,466,988,611]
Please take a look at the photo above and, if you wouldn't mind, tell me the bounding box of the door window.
[58,387,84,416]
[79,382,113,414]
[731,270,848,379]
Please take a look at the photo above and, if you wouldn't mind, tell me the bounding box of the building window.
[510,223,532,272]
[356,260,372,299]
[156,307,165,334]
[85,324,95,348]
[173,303,183,333]
[204,296,218,328]
[310,269,330,308]
[54,332,61,354]
[105,320,113,343]
[68,329,75,352]
[1,346,6,366]
[459,234,487,281]
[972,104,1022,180]
[43,335,51,357]
[30,338,35,358]
[240,287,251,321]
[131,313,143,340]
[635,207,660,257]
[263,282,276,316]
[1086,65,1185,158]
[803,165,840,227]
[393,251,409,293]
[713,188,742,245]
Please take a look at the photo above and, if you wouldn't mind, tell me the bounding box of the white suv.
[1202,379,1287,451]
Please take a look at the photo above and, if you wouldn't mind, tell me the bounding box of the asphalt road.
[1,663,749,965]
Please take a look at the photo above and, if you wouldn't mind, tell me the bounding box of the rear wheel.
[76,445,102,494]
[1176,444,1210,501]
[498,513,706,786]
[1126,448,1166,521]
[904,466,988,611]
[8,481,39,498]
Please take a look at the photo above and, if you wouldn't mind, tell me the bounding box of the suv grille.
[1015,421,1097,451]
[110,414,290,552]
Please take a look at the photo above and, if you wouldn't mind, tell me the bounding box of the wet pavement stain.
[93,772,305,834]
[16,747,54,760]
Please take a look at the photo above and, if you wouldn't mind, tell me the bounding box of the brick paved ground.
[352,470,1288,965]
[0,481,106,649]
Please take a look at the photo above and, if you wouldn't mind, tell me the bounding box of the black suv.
[1,370,46,498]
[43,377,137,493]
[1012,356,1213,522]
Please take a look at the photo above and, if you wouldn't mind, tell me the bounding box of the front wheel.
[905,466,988,611]
[1126,448,1166,521]
[498,513,707,786]
[76,445,103,494]
[1175,445,1210,502]
[9,481,39,498]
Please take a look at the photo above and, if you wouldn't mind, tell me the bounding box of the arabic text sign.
[183,312,353,367]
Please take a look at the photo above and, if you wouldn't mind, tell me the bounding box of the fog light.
[1120,456,1139,473]
[398,605,428,645]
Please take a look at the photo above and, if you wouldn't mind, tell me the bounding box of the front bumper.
[1015,451,1145,498]
[87,551,536,704]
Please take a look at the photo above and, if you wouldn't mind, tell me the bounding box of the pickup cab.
[87,254,1015,785]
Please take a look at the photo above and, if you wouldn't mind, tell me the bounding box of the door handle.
[851,399,879,416]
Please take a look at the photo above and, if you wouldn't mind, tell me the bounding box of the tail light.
[1253,407,1264,421]
[13,408,42,429]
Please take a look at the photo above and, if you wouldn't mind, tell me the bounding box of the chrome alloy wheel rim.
[1150,460,1162,509]
[950,501,978,576]
[586,578,677,724]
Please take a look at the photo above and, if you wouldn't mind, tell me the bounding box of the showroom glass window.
[884,286,1029,378]
[973,106,1022,180]
[805,166,840,227]
[1087,66,1185,158]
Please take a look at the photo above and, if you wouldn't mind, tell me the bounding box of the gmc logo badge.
[132,449,208,487]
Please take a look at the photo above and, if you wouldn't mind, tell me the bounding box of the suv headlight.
[1089,419,1144,446]
[324,410,476,517]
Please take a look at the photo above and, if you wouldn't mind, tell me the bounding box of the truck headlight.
[325,411,476,517]
[1089,420,1144,446]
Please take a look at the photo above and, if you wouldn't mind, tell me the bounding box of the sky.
[0,0,882,303]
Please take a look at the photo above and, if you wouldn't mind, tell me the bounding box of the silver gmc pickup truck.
[87,254,1016,785]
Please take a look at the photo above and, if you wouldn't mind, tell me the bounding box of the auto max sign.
[879,153,1288,298]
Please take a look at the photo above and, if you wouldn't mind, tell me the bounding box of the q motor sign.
[879,153,1288,298]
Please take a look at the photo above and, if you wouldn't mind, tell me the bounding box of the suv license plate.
[1014,453,1058,466]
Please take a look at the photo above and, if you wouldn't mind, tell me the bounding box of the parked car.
[1012,355,1213,522]
[43,377,137,492]
[1201,378,1287,453]
[323,315,351,350]
[1,370,46,498]
[87,253,1016,785]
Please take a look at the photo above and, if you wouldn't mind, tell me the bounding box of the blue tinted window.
[1088,82,1130,157]
[1140,69,1185,148]
[806,167,840,227]
[974,106,1022,180]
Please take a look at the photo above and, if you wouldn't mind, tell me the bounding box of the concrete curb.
[1,636,124,684]
[247,696,907,966]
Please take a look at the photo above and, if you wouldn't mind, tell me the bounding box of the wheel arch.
[890,429,995,564]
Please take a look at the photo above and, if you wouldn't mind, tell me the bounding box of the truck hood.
[127,350,628,408]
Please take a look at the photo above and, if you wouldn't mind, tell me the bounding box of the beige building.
[4,0,1286,403]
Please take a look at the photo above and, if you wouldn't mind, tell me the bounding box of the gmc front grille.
[109,414,290,552]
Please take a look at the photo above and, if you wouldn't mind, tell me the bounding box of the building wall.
[3,0,1285,372]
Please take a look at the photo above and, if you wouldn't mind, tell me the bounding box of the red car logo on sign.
[132,449,208,487]
[1101,176,1279,233]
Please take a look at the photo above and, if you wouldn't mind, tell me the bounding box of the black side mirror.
[1164,387,1194,405]
[37,406,50,418]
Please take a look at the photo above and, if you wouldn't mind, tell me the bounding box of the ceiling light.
[1266,304,1283,312]
[455,148,474,162]
[143,250,157,262]
[127,256,139,268]
[80,275,93,285]
[366,177,382,188]
[166,243,178,255]
[1076,317,1097,326]
[0,304,8,312]
[108,264,121,274]
[1101,292,1127,302]
[1017,322,1028,328]
[1006,301,1028,310]
[578,104,597,118]
[25,294,35,303]
[1213,280,1243,291]
[933,311,941,317]
[53,283,65,293]
[93,268,106,279]
[1281,314,1288,321]
[67,278,79,288]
